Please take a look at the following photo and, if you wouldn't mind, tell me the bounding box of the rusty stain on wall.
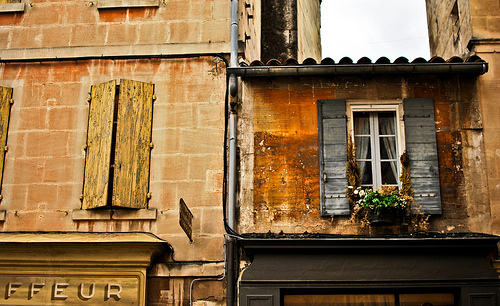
[252,88,333,228]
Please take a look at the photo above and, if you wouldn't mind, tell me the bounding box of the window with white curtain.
[318,99,441,216]
[353,111,398,188]
[348,103,404,190]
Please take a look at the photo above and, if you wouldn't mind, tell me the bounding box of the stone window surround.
[96,0,161,9]
[72,208,157,220]
[0,1,24,13]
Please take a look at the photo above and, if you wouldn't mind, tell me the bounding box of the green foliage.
[357,188,407,215]
[345,137,360,207]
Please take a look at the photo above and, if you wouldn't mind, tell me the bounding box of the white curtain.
[378,114,398,184]
[354,114,370,185]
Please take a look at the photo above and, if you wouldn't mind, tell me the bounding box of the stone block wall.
[0,0,230,52]
[426,0,473,58]
[0,56,227,262]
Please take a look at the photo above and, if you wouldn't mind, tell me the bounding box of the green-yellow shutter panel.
[112,79,154,209]
[0,86,12,198]
[82,80,117,209]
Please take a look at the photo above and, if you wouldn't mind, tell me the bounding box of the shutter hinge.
[3,146,7,152]
[323,171,327,182]
[86,95,92,103]
[152,95,157,102]
[324,115,347,119]
[149,143,154,149]
[9,99,13,105]
[404,114,430,119]
[414,193,437,197]
[147,192,152,199]
[325,194,347,198]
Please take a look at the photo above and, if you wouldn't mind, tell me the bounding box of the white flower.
[359,190,365,197]
[354,189,359,195]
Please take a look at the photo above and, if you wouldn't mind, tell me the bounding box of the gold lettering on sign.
[105,283,122,301]
[78,283,96,300]
[29,283,45,300]
[1,277,136,304]
[6,282,21,298]
[52,283,69,300]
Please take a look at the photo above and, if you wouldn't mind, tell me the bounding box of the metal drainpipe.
[227,0,239,305]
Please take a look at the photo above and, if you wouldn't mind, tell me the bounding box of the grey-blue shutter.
[318,99,349,216]
[403,98,442,214]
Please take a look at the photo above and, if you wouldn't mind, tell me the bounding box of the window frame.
[346,101,405,190]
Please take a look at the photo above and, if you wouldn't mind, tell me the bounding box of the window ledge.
[72,208,157,220]
[0,3,25,13]
[97,0,160,8]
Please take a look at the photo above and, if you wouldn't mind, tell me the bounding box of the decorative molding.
[0,3,24,13]
[0,43,230,62]
[97,0,160,8]
[0,210,5,222]
[72,208,157,220]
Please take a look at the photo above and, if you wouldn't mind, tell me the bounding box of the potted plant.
[352,186,408,225]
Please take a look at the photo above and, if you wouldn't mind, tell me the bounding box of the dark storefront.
[238,233,500,306]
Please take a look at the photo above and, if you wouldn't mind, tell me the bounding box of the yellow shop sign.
[0,276,141,305]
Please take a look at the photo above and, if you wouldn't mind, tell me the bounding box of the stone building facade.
[0,0,231,305]
[0,0,500,305]
[426,0,500,236]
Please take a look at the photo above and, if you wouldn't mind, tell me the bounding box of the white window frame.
[346,100,406,189]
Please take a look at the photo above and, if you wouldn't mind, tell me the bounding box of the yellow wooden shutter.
[112,79,154,209]
[0,1,21,4]
[0,86,12,198]
[82,80,117,209]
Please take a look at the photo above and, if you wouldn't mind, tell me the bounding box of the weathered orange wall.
[253,88,332,225]
[240,75,489,235]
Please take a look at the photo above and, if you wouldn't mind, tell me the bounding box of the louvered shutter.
[0,86,12,197]
[112,79,154,209]
[403,98,442,214]
[318,99,350,216]
[82,80,117,209]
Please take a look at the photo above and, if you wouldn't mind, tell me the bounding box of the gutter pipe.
[226,1,239,306]
[227,62,489,77]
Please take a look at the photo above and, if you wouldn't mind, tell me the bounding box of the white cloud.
[321,0,430,62]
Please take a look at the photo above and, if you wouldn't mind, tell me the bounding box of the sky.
[321,0,431,62]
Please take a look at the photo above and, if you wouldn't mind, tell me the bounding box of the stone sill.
[0,3,24,13]
[97,0,160,8]
[72,208,157,220]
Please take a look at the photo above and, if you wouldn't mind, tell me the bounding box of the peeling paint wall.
[238,75,489,235]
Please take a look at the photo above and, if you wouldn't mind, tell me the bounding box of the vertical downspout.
[227,0,239,306]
